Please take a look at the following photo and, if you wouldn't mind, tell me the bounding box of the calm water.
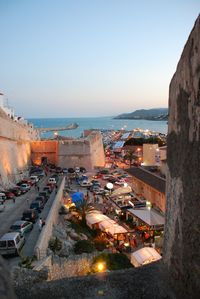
[28,117,168,138]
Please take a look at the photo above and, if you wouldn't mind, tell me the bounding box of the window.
[8,240,15,247]
[16,236,20,244]
[0,241,6,248]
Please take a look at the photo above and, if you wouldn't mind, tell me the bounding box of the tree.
[76,199,93,225]
[124,150,136,167]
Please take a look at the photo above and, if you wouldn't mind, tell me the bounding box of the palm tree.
[124,150,135,167]
[76,199,94,225]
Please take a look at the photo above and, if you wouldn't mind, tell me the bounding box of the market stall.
[130,247,162,267]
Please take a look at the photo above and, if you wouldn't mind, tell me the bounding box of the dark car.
[39,191,49,201]
[35,195,46,205]
[43,186,52,194]
[21,209,39,223]
[55,167,63,174]
[80,167,86,173]
[68,168,75,173]
[30,201,44,212]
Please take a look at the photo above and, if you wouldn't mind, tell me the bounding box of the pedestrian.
[13,197,15,203]
[37,185,40,192]
[42,218,46,227]
[38,218,42,231]
[26,198,29,205]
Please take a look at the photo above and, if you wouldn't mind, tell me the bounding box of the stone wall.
[164,16,200,298]
[0,138,31,188]
[34,178,65,259]
[34,252,100,281]
[31,140,58,165]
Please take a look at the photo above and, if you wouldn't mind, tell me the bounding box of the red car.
[4,191,15,199]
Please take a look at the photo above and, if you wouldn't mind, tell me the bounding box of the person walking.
[13,197,15,203]
[38,218,42,231]
[26,198,29,205]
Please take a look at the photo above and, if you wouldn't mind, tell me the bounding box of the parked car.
[0,232,25,256]
[3,191,15,200]
[68,168,75,173]
[35,195,46,205]
[20,183,31,193]
[0,201,5,212]
[29,175,39,183]
[0,192,6,201]
[80,181,93,187]
[10,220,33,236]
[21,209,39,223]
[43,186,52,194]
[80,167,86,173]
[93,187,105,195]
[9,187,22,197]
[48,177,57,184]
[91,180,101,187]
[62,168,68,174]
[39,191,49,201]
[30,201,44,212]
[55,167,63,174]
[75,167,80,173]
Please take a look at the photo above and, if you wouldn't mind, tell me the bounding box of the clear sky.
[0,0,199,118]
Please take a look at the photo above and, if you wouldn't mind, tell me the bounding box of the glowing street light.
[97,262,106,272]
[106,182,113,195]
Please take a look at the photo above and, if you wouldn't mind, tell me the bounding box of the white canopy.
[131,247,162,267]
[128,208,165,226]
[86,211,109,228]
[86,210,127,235]
[110,186,132,198]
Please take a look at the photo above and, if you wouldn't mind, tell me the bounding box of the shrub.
[74,240,95,254]
[94,239,107,251]
[49,237,62,253]
[92,253,133,271]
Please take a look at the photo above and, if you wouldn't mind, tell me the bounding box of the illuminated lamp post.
[106,182,113,195]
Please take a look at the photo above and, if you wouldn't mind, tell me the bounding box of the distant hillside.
[114,108,168,121]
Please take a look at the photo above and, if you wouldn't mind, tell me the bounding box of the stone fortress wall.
[31,131,105,170]
[0,108,39,188]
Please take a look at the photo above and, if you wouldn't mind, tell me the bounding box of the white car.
[29,175,39,183]
[80,181,93,187]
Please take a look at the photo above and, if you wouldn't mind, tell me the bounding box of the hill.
[114,108,168,121]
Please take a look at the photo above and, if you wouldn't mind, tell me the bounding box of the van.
[29,175,39,183]
[0,232,25,256]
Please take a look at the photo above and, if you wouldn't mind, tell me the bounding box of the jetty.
[38,122,78,133]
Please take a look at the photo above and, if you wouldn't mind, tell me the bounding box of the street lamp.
[106,182,113,195]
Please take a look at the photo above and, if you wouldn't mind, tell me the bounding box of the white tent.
[127,208,165,227]
[131,247,162,267]
[86,211,109,229]
[98,219,116,231]
[106,223,127,235]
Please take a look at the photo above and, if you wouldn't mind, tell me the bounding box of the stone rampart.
[0,139,31,188]
[31,140,58,165]
[34,252,100,281]
[34,178,65,260]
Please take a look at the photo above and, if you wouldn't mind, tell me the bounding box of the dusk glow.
[0,0,199,117]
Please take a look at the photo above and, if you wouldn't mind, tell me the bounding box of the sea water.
[28,117,168,139]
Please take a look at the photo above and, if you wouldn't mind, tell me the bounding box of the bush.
[92,253,133,271]
[49,237,62,253]
[74,240,95,254]
[94,239,107,251]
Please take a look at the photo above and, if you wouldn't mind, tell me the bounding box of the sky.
[0,0,199,118]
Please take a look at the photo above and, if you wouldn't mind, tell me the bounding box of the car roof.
[11,220,28,226]
[0,232,20,240]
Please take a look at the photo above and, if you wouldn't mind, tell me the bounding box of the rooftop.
[126,167,166,194]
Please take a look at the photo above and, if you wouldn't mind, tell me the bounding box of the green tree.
[124,150,136,167]
[76,199,93,225]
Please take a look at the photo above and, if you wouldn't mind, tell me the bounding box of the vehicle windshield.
[10,225,20,230]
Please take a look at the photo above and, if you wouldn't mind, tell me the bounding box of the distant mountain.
[114,108,168,121]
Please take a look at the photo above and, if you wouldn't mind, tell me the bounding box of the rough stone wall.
[164,16,200,298]
[31,140,58,165]
[35,252,100,281]
[0,138,31,188]
[58,132,105,170]
[34,178,65,260]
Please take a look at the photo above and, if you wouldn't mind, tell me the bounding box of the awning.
[110,186,132,198]
[127,208,165,226]
[131,247,162,267]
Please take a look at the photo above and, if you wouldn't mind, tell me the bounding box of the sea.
[28,117,168,139]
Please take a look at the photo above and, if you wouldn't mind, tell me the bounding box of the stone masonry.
[164,15,200,298]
